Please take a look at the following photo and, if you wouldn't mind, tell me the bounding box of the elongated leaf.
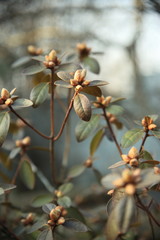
[115,196,135,234]
[89,80,109,87]
[121,129,144,148]
[57,71,73,81]
[83,56,100,74]
[0,112,10,146]
[67,164,86,178]
[106,104,125,116]
[20,160,35,189]
[137,169,160,188]
[81,86,102,97]
[57,196,72,208]
[30,82,49,107]
[11,56,31,68]
[63,218,89,232]
[111,97,126,104]
[140,160,159,169]
[27,219,46,234]
[75,115,100,142]
[148,114,158,121]
[56,63,81,72]
[37,228,53,240]
[140,150,153,161]
[23,65,45,75]
[0,188,4,195]
[90,129,104,156]
[0,183,16,192]
[12,98,33,109]
[54,80,72,88]
[9,147,21,159]
[42,203,56,214]
[59,183,73,195]
[152,130,160,138]
[108,161,126,169]
[74,93,91,121]
[31,194,53,207]
[32,56,45,62]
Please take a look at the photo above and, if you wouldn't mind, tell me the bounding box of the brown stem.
[102,107,123,156]
[9,106,51,140]
[11,157,24,185]
[139,130,149,153]
[148,215,155,240]
[50,68,56,184]
[54,91,77,141]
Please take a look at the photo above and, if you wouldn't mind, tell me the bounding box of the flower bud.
[61,209,68,216]
[113,178,124,187]
[5,98,13,106]
[125,184,136,195]
[48,50,57,61]
[84,159,92,168]
[1,88,10,100]
[121,154,130,163]
[154,167,160,174]
[55,190,63,198]
[27,45,36,54]
[107,189,114,195]
[15,140,22,147]
[148,124,157,130]
[129,158,139,167]
[82,80,90,86]
[57,217,65,225]
[47,219,55,226]
[49,209,61,221]
[74,70,82,81]
[128,147,139,159]
[70,79,78,86]
[80,69,86,80]
[122,169,133,183]
[22,136,31,146]
[75,85,83,92]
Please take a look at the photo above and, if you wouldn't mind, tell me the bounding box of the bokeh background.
[1,0,160,188]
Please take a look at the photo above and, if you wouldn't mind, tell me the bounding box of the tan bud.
[148,124,157,130]
[128,147,139,159]
[27,45,36,54]
[103,96,112,106]
[82,80,90,86]
[15,140,22,147]
[74,70,82,81]
[49,209,61,221]
[107,189,114,195]
[48,61,55,68]
[80,69,86,80]
[70,79,78,86]
[122,169,133,183]
[129,158,139,167]
[55,190,63,198]
[48,50,57,61]
[47,219,55,226]
[61,209,68,216]
[45,55,50,61]
[55,206,64,212]
[10,88,16,96]
[109,116,116,123]
[5,98,13,106]
[26,213,34,223]
[113,178,124,188]
[121,154,130,163]
[77,43,87,50]
[22,136,31,146]
[154,167,160,174]
[75,85,83,92]
[36,48,43,55]
[57,217,65,225]
[125,184,136,195]
[1,88,10,100]
[84,159,93,168]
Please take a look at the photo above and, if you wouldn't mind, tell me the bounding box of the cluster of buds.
[93,96,112,108]
[15,136,31,148]
[27,45,43,56]
[141,116,157,131]
[113,168,141,195]
[43,50,61,69]
[48,206,67,227]
[0,88,16,109]
[84,158,93,168]
[21,213,34,226]
[70,69,90,91]
[76,43,91,59]
[121,147,139,167]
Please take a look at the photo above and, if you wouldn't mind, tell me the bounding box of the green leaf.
[20,160,35,189]
[137,169,160,188]
[89,80,109,87]
[148,114,158,121]
[140,160,159,169]
[67,164,86,179]
[12,98,33,109]
[74,93,91,121]
[31,194,53,207]
[0,112,10,146]
[152,130,160,138]
[81,86,102,97]
[149,190,160,204]
[0,188,4,195]
[57,71,72,81]
[121,129,144,148]
[59,183,73,195]
[140,150,153,161]
[27,219,46,234]
[116,196,135,234]
[83,56,100,74]
[11,56,31,68]
[23,65,45,75]
[90,129,104,156]
[30,82,49,107]
[37,228,53,240]
[106,104,125,116]
[75,115,100,142]
[63,218,89,232]
[57,196,72,208]
[54,80,72,88]
[42,203,56,214]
